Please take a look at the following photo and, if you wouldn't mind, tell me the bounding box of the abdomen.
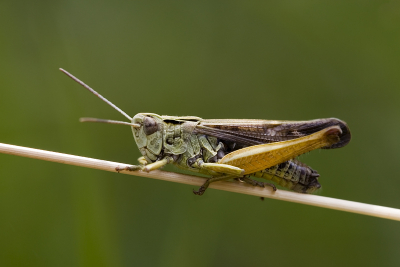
[252,159,321,193]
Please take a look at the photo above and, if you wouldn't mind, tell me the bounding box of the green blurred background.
[1,1,400,266]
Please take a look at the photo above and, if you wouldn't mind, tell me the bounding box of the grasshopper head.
[59,69,165,163]
[131,113,164,162]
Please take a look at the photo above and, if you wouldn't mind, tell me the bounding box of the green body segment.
[252,159,321,193]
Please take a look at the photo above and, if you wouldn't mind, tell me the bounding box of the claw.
[193,187,206,196]
[264,182,277,191]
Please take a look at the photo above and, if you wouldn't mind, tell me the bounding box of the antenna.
[79,117,140,128]
[59,68,133,121]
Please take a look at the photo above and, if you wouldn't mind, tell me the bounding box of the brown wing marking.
[193,118,351,149]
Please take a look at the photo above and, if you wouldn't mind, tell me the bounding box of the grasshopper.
[60,68,351,195]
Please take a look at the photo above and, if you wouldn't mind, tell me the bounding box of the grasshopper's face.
[131,113,164,163]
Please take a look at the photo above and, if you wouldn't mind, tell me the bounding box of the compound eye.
[143,116,158,135]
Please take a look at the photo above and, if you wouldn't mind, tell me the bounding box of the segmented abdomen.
[252,159,321,194]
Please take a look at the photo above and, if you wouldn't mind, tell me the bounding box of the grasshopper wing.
[193,118,351,149]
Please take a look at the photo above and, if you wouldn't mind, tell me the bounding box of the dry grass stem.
[1,142,399,221]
